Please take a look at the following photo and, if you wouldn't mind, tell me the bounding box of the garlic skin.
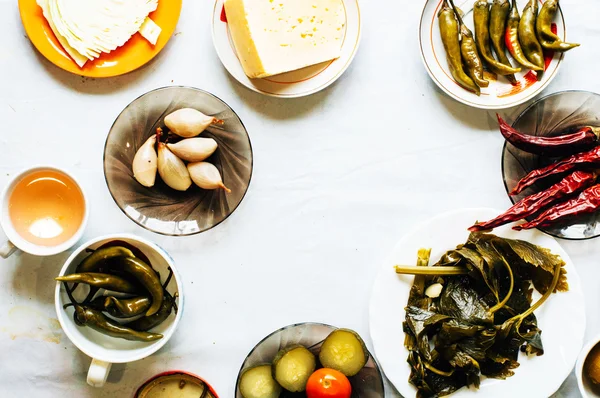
[164,108,223,138]
[187,162,231,193]
[132,135,158,187]
[157,142,192,191]
[167,138,218,162]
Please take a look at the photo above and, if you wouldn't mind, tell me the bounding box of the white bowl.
[577,335,600,397]
[54,234,184,387]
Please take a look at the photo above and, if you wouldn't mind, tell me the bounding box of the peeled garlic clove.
[167,138,218,162]
[425,283,444,298]
[164,108,223,138]
[132,135,158,187]
[187,162,231,193]
[157,142,192,191]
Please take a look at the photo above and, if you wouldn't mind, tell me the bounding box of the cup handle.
[87,358,112,387]
[0,240,18,259]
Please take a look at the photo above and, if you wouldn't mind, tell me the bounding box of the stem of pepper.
[395,265,468,275]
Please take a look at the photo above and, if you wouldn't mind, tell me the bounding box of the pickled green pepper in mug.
[490,0,518,84]
[114,256,163,317]
[505,0,543,71]
[70,304,163,342]
[449,0,489,88]
[89,295,152,318]
[126,291,178,332]
[438,0,480,94]
[56,273,143,294]
[536,0,580,52]
[518,0,545,75]
[473,0,521,77]
[76,246,136,273]
[69,246,137,295]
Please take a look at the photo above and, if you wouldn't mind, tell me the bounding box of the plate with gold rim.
[419,0,569,109]
[211,0,361,98]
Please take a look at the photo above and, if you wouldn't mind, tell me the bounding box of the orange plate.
[18,0,182,77]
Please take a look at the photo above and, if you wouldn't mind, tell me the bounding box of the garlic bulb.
[167,138,218,162]
[164,108,223,138]
[132,135,158,187]
[187,162,231,193]
[157,142,192,191]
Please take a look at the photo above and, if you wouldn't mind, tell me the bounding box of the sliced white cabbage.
[37,0,160,67]
[37,0,88,67]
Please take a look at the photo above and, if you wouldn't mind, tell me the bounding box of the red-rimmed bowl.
[135,371,218,398]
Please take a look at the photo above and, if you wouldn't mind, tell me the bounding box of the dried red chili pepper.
[498,115,600,157]
[511,146,600,195]
[470,171,596,231]
[514,184,600,230]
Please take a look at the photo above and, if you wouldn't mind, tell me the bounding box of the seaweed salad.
[396,232,569,398]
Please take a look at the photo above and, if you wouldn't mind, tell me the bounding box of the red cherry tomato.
[306,368,352,398]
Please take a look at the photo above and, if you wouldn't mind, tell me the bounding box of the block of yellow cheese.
[224,0,346,79]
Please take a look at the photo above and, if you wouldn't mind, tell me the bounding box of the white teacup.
[55,234,184,387]
[0,165,89,258]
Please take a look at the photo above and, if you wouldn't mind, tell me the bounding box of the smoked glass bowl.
[502,90,600,240]
[104,86,253,236]
[235,322,385,398]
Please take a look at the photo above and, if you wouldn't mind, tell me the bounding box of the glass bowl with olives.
[103,86,253,236]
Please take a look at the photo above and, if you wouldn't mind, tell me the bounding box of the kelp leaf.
[420,371,463,398]
[446,246,500,302]
[489,327,524,363]
[518,314,544,356]
[480,358,519,379]
[435,250,463,267]
[443,349,482,389]
[406,306,451,361]
[496,237,568,294]
[408,350,433,397]
[403,320,417,350]
[458,328,497,362]
[438,277,493,325]
[499,280,534,321]
[465,243,502,297]
[436,319,485,346]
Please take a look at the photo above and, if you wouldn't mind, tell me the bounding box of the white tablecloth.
[1,0,599,397]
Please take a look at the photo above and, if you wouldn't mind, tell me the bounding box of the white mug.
[55,234,184,387]
[0,165,89,258]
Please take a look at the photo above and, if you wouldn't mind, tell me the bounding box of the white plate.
[211,0,361,98]
[369,208,585,398]
[420,0,567,109]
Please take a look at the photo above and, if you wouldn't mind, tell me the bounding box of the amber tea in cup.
[8,170,85,246]
[1,166,88,258]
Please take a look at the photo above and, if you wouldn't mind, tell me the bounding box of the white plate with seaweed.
[369,208,585,398]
